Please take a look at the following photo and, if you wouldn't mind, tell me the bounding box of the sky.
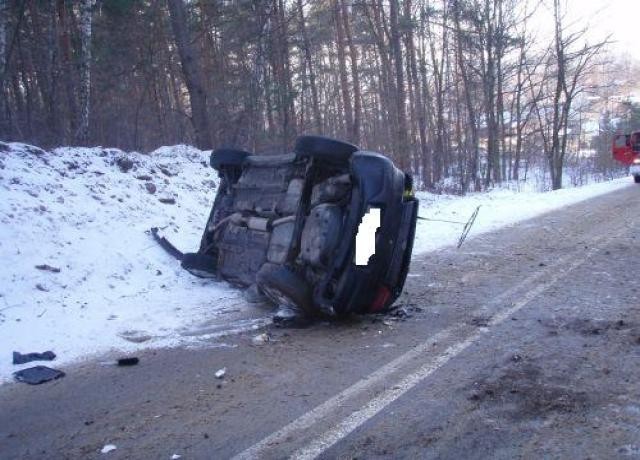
[533,0,640,62]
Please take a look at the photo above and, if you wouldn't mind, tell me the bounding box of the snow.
[101,444,117,454]
[412,177,631,254]
[0,141,633,384]
[0,142,269,383]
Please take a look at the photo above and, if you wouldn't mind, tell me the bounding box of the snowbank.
[413,178,631,254]
[0,142,268,383]
[0,141,632,383]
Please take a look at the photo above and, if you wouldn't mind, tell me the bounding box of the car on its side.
[182,135,418,320]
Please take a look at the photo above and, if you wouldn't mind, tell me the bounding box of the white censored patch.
[355,207,380,265]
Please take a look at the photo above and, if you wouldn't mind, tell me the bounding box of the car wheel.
[210,148,251,171]
[294,135,358,163]
[256,263,314,315]
[181,252,218,278]
[634,175,640,184]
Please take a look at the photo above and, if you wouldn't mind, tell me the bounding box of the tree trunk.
[76,0,92,144]
[296,0,322,133]
[453,0,480,191]
[340,0,361,144]
[57,0,77,143]
[404,0,428,186]
[365,1,397,156]
[333,0,352,138]
[0,0,7,134]
[388,0,409,170]
[167,0,212,149]
[418,6,434,188]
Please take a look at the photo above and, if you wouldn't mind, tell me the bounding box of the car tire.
[210,148,251,171]
[294,135,358,163]
[634,175,640,184]
[256,263,314,315]
[181,252,218,278]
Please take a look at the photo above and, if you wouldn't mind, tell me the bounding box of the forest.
[0,0,638,192]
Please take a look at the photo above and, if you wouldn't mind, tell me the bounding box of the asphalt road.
[2,184,640,460]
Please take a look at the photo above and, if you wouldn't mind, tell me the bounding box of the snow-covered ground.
[412,178,631,254]
[0,142,633,383]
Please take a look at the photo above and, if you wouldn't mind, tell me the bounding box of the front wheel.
[294,135,358,164]
[209,148,250,171]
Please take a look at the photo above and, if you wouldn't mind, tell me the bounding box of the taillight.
[369,285,391,312]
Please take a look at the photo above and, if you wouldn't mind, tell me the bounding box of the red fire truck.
[613,132,640,183]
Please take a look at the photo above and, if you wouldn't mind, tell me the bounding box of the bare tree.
[533,0,608,189]
[0,0,6,131]
[76,0,93,144]
[388,0,410,170]
[0,0,618,193]
[340,0,361,144]
[333,0,353,138]
[296,0,322,133]
[167,0,212,149]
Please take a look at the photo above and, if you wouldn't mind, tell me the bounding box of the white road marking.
[233,228,625,460]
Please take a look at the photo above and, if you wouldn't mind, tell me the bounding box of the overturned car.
[180,135,418,319]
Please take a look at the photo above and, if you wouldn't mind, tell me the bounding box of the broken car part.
[13,366,65,385]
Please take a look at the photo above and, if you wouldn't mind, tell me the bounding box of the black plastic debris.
[117,357,139,366]
[13,350,56,365]
[150,227,184,261]
[13,366,65,385]
[35,264,61,273]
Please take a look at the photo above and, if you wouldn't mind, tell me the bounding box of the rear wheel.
[634,175,640,183]
[210,148,250,171]
[294,135,358,164]
[256,263,314,315]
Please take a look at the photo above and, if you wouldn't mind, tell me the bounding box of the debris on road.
[98,357,140,367]
[117,357,140,366]
[171,455,181,459]
[158,197,176,205]
[388,306,411,319]
[13,350,56,365]
[215,367,226,379]
[13,366,65,384]
[100,444,117,454]
[251,332,271,345]
[35,264,61,273]
[469,316,491,327]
